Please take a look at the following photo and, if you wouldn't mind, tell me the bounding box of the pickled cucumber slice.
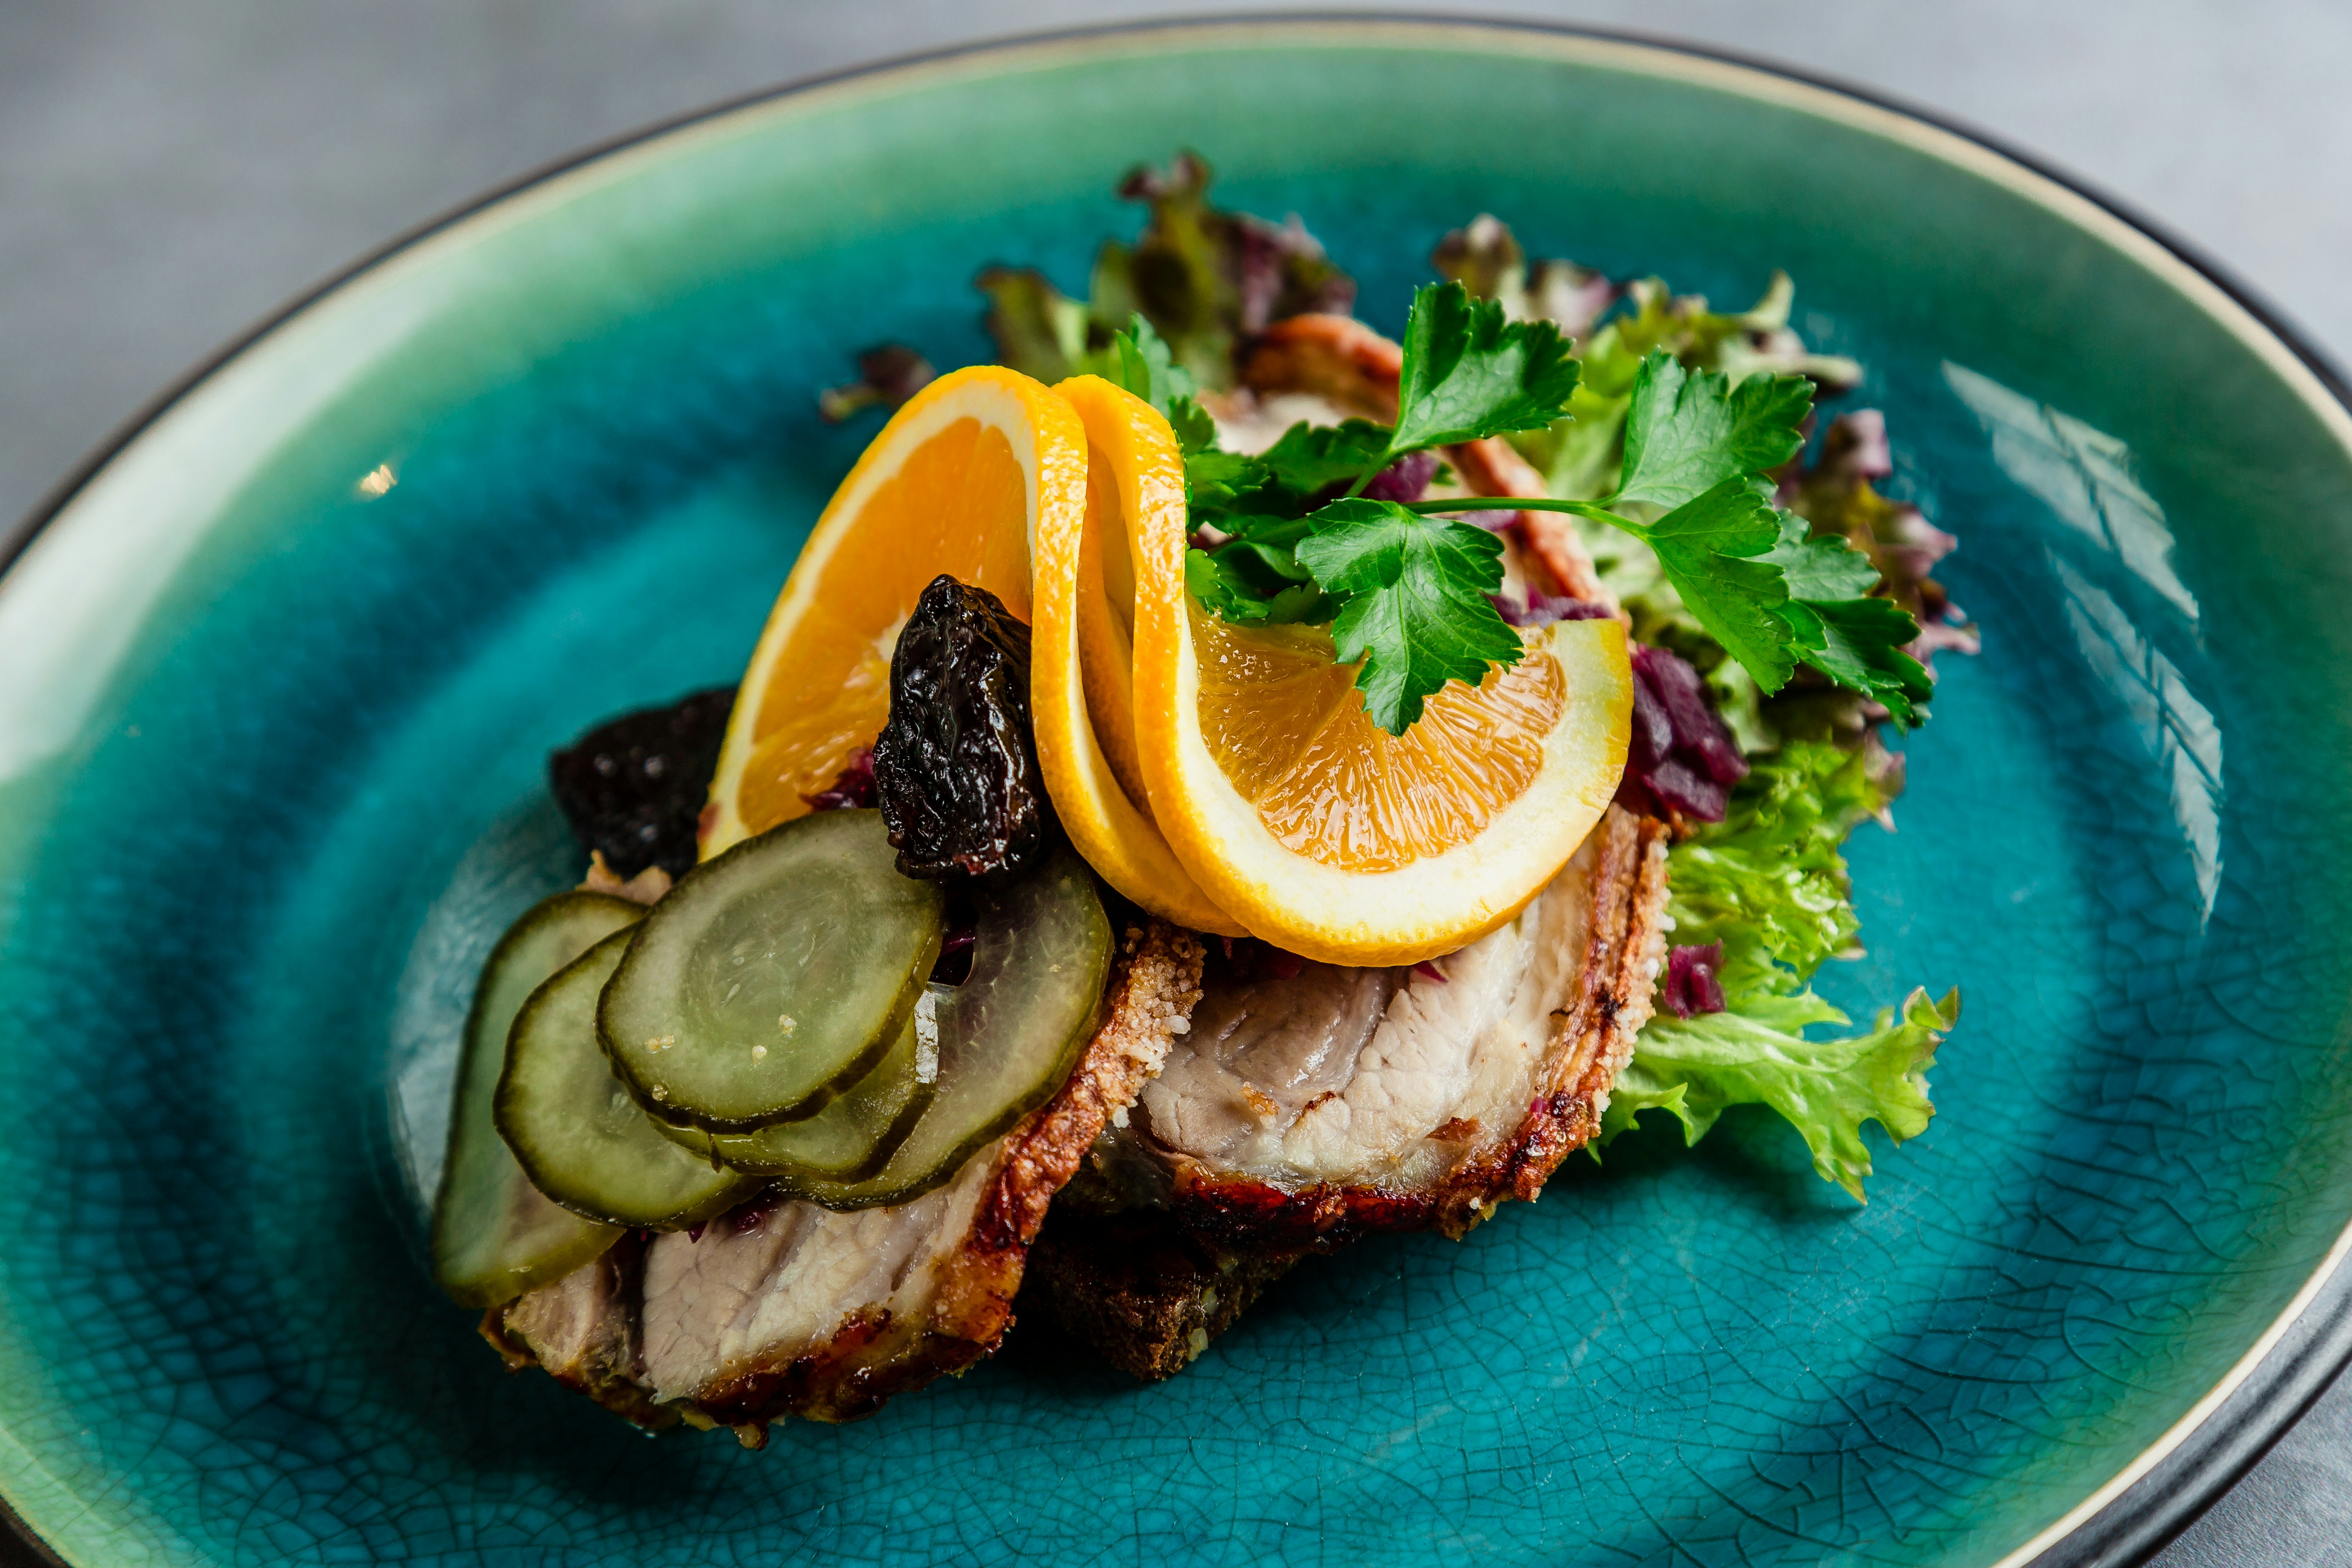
[658,990,940,1180]
[497,930,756,1229]
[430,891,637,1307]
[598,809,945,1131]
[778,851,1112,1210]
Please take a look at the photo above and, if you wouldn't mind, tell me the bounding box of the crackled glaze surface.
[4,23,2351,1568]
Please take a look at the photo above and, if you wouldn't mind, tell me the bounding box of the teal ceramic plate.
[6,19,2352,1568]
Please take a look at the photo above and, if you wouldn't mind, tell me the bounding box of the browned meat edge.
[478,1231,680,1431]
[693,919,1206,1436]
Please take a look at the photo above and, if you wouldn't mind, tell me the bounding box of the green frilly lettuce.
[1605,741,1959,1200]
[1609,987,1957,1201]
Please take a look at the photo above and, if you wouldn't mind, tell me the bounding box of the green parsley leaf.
[1184,546,1330,625]
[1782,597,1932,727]
[1762,511,1880,600]
[1183,450,1271,510]
[1166,395,1218,456]
[1613,352,1813,510]
[1762,513,1932,726]
[1223,539,1314,584]
[1294,499,1522,733]
[1109,314,1220,454]
[1212,509,1314,551]
[1637,478,1799,690]
[1183,546,1245,616]
[1389,282,1581,453]
[1110,313,1190,406]
[1256,419,1392,494]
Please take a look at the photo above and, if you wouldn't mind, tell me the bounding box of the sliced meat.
[484,920,1205,1439]
[1237,313,1401,421]
[1445,435,1613,606]
[1233,313,1614,608]
[1123,806,1669,1252]
[636,1162,1002,1429]
[480,1232,675,1431]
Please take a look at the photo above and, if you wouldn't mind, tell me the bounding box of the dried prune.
[548,686,735,878]
[872,575,1052,881]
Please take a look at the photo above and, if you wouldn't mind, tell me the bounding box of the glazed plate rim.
[5,16,2352,1568]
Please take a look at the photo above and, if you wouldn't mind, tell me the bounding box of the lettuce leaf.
[1605,987,1958,1199]
[1605,740,1957,1200]
[978,152,1355,392]
[1666,740,1888,994]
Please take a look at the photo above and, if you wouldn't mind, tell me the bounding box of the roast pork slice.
[484,920,1205,1439]
[1118,806,1670,1251]
[482,1232,675,1430]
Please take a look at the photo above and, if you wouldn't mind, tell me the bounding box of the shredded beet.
[1661,942,1726,1019]
[1264,947,1305,980]
[1409,960,1449,985]
[803,747,878,812]
[1617,645,1749,824]
[1361,450,1439,503]
[929,925,978,987]
[1629,673,1674,767]
[1639,647,1747,787]
[1640,757,1728,822]
[1490,591,1615,628]
[730,1191,784,1235]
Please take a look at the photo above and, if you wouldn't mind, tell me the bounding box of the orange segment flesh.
[703,367,1085,859]
[730,629,894,844]
[1194,612,1567,873]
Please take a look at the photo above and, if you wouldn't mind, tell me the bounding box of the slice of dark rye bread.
[1021,1208,1305,1383]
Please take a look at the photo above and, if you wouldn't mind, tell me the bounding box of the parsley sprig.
[1110,283,1929,734]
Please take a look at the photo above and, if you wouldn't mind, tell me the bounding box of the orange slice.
[1131,500,1634,967]
[1034,376,1242,934]
[701,366,1087,858]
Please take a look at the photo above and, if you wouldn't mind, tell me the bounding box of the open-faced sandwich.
[427,154,1968,1440]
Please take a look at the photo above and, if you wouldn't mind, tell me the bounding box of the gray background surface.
[2,2,2346,1563]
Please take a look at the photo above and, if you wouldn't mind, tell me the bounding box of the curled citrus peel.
[1034,376,1241,934]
